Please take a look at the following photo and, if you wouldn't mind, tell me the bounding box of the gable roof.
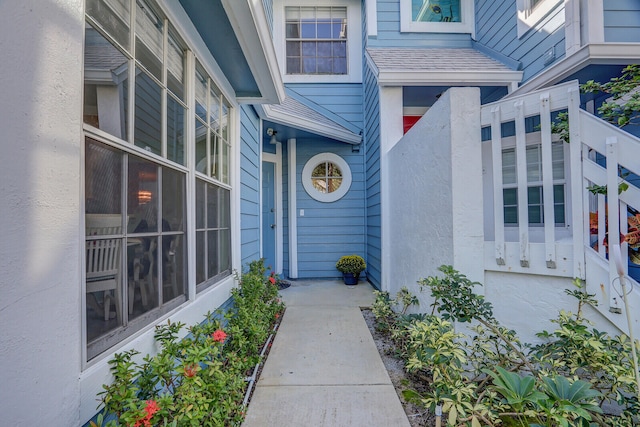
[366,47,523,87]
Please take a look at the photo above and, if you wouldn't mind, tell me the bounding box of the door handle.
[270,224,276,229]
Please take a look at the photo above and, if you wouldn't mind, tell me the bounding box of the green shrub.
[375,267,639,426]
[335,255,366,275]
[93,259,285,427]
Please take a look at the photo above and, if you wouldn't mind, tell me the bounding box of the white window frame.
[400,0,475,36]
[273,0,362,83]
[516,0,563,38]
[302,153,352,202]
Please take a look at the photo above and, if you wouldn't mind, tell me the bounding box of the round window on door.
[302,153,352,202]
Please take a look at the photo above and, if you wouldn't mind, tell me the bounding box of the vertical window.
[85,138,186,360]
[285,6,347,75]
[84,0,187,165]
[195,180,231,291]
[502,142,565,226]
[516,0,562,38]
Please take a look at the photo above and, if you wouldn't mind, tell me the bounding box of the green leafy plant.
[94,259,285,427]
[376,266,639,426]
[335,255,366,275]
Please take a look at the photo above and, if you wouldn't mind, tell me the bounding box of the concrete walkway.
[242,280,410,427]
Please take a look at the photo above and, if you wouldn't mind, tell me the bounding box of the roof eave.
[377,70,524,87]
[509,43,640,97]
[258,105,362,145]
[220,0,285,104]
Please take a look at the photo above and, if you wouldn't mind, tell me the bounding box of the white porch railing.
[480,81,640,332]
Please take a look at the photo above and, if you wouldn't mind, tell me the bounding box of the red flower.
[184,364,197,378]
[269,276,276,284]
[144,400,160,417]
[275,313,280,320]
[212,329,227,343]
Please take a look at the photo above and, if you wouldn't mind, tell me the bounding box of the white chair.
[86,214,122,322]
[86,238,122,321]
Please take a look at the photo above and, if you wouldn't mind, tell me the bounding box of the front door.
[262,161,277,272]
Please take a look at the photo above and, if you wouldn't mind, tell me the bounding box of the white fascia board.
[259,105,363,145]
[509,43,640,97]
[377,70,524,87]
[220,0,285,105]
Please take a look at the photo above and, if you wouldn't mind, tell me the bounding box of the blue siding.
[295,140,366,278]
[262,0,274,35]
[286,83,364,131]
[240,105,261,267]
[363,63,381,288]
[371,0,472,48]
[475,0,566,84]
[604,0,640,42]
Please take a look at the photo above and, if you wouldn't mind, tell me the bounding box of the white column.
[366,0,378,37]
[288,138,298,278]
[379,86,403,291]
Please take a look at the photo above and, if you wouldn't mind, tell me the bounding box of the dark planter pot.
[342,272,359,285]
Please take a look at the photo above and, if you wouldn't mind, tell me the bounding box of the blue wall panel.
[240,105,261,267]
[363,61,381,288]
[475,0,565,85]
[286,83,364,130]
[604,0,640,42]
[294,139,366,279]
[371,0,472,48]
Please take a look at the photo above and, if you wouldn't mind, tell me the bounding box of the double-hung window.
[502,141,566,226]
[83,0,233,361]
[285,6,347,75]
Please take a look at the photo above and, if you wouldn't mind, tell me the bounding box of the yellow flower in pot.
[336,255,366,285]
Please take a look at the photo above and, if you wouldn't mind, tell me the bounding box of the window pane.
[167,28,185,101]
[220,189,231,228]
[85,139,123,221]
[552,142,564,179]
[83,24,129,141]
[303,57,317,73]
[221,100,229,141]
[312,163,326,177]
[413,0,462,23]
[128,156,158,233]
[502,149,516,185]
[167,95,185,165]
[317,21,331,39]
[333,57,347,74]
[195,118,207,174]
[86,237,123,341]
[222,143,230,185]
[328,177,342,192]
[162,233,185,303]
[86,0,130,51]
[286,22,300,38]
[196,179,206,229]
[287,41,301,56]
[208,230,220,278]
[504,206,518,224]
[162,167,185,232]
[526,145,541,182]
[528,205,542,223]
[312,178,327,193]
[333,40,347,57]
[195,63,208,123]
[135,0,163,80]
[528,186,541,205]
[210,131,219,180]
[287,57,301,74]
[220,228,231,274]
[503,188,517,205]
[129,236,159,320]
[554,185,565,224]
[328,162,342,177]
[196,230,206,283]
[134,68,162,155]
[207,184,219,228]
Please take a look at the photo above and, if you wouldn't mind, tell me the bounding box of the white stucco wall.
[386,87,483,308]
[0,1,85,425]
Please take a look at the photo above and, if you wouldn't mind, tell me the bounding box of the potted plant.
[336,255,366,285]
